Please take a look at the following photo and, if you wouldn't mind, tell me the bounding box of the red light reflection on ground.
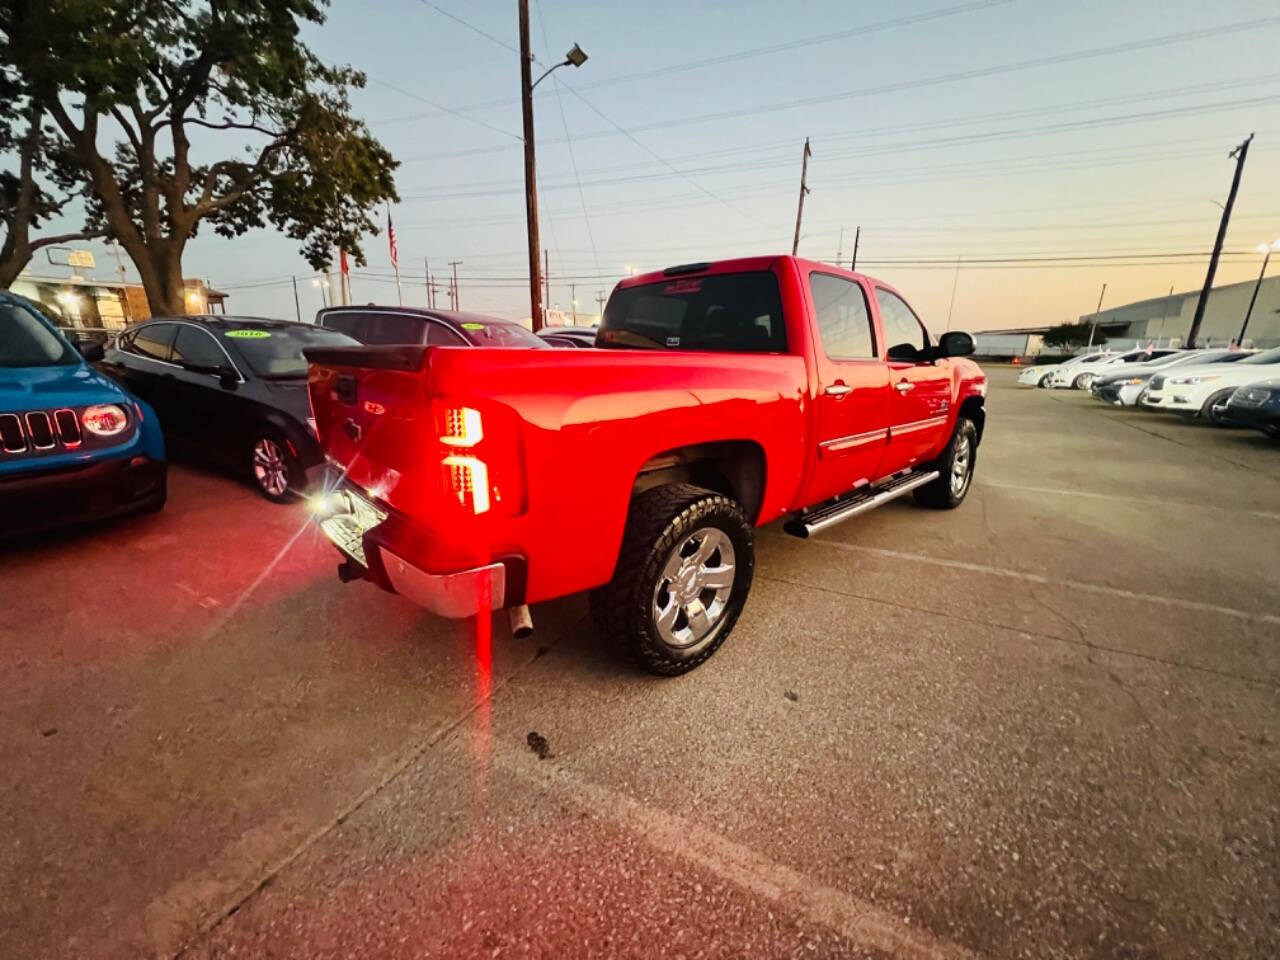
[470,572,493,805]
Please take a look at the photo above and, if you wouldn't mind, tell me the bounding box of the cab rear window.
[599,272,786,353]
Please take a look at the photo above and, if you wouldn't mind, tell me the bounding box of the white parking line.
[803,540,1280,626]
[498,752,978,960]
[979,481,1280,521]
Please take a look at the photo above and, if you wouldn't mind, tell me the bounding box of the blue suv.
[0,291,166,538]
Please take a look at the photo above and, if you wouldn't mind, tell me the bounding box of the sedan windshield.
[456,319,547,348]
[0,301,79,368]
[1239,346,1280,365]
[222,324,358,378]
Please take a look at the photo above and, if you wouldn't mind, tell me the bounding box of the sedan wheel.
[252,436,294,501]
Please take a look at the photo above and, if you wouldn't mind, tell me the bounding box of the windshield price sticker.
[224,330,271,339]
[461,322,486,331]
[664,279,702,295]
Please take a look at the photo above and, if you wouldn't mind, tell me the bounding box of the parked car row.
[1018,343,1280,439]
[0,292,167,538]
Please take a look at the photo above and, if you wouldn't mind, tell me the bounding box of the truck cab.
[305,255,985,674]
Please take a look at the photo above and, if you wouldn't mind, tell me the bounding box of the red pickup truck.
[306,256,986,674]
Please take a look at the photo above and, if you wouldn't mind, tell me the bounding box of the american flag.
[387,206,399,269]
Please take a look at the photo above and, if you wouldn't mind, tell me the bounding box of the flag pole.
[388,203,403,306]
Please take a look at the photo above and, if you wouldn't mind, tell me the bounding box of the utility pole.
[851,226,860,271]
[569,283,577,324]
[1188,133,1253,348]
[1086,283,1107,348]
[836,227,844,264]
[424,257,431,308]
[429,275,439,309]
[291,276,302,322]
[595,289,606,318]
[543,249,551,326]
[1238,243,1275,346]
[449,260,462,310]
[518,0,544,331]
[945,257,961,331]
[791,138,811,257]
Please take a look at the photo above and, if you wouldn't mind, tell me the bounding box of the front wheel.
[1200,390,1236,427]
[1038,373,1052,388]
[1072,373,1092,390]
[915,417,978,510]
[590,484,754,676]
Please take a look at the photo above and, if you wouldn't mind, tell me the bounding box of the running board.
[783,470,940,539]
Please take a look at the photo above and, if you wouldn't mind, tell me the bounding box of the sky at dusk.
[39,0,1280,331]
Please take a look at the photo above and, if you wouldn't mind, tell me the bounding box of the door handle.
[824,383,852,397]
[895,380,914,393]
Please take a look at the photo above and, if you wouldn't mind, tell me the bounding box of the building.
[974,273,1280,357]
[7,273,229,329]
[1077,274,1279,349]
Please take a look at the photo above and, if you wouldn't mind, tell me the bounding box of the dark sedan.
[316,305,547,348]
[101,316,357,501]
[1225,379,1280,439]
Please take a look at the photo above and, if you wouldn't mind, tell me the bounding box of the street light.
[520,0,589,332]
[1238,237,1280,346]
[311,276,331,307]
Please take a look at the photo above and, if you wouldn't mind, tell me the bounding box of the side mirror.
[218,368,240,389]
[936,331,975,358]
[79,340,106,363]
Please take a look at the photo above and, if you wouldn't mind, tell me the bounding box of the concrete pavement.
[2,371,1277,958]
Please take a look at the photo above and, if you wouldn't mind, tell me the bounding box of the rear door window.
[319,311,368,343]
[367,313,427,345]
[875,289,929,357]
[128,323,177,362]
[599,271,786,352]
[809,273,875,359]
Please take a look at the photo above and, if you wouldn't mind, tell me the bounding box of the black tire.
[249,428,301,503]
[1200,389,1236,426]
[1038,373,1052,388]
[141,475,167,514]
[914,418,978,510]
[1071,373,1091,390]
[590,483,754,676]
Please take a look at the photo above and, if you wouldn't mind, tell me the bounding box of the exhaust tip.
[509,604,534,639]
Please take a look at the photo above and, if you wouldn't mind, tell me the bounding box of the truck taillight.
[442,455,491,514]
[434,402,524,517]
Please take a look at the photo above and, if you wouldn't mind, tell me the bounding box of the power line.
[378,0,1012,127]
[364,76,522,142]
[535,0,600,281]
[413,0,520,54]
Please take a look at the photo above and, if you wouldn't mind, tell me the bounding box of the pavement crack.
[759,573,1276,690]
[172,615,586,958]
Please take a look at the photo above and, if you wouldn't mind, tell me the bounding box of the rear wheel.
[1200,389,1236,426]
[915,417,977,510]
[1261,423,1280,440]
[250,430,300,503]
[1072,372,1092,390]
[590,483,754,676]
[1038,373,1052,388]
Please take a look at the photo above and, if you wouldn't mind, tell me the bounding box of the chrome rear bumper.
[378,548,506,618]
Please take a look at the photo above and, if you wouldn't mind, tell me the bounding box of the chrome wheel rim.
[950,434,972,497]
[652,527,736,651]
[253,438,289,496]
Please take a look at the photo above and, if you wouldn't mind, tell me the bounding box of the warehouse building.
[1078,273,1280,348]
[974,273,1280,357]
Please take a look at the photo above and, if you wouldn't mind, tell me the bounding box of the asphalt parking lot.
[2,369,1278,960]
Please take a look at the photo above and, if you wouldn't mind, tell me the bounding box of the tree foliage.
[0,78,99,288]
[0,0,398,314]
[1042,321,1105,351]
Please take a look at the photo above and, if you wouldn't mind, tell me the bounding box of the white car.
[1089,350,1248,406]
[1049,348,1180,390]
[1017,351,1108,388]
[1142,346,1280,424]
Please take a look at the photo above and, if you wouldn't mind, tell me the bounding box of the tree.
[0,0,397,316]
[0,90,101,288]
[1041,321,1105,352]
